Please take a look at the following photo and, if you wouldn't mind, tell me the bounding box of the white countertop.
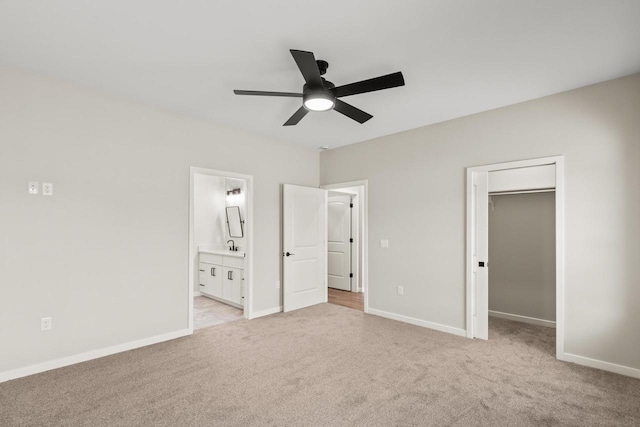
[198,247,245,258]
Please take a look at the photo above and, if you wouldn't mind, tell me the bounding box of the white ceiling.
[1,1,639,149]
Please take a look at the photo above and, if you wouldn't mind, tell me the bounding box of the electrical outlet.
[397,286,404,296]
[41,317,52,331]
[381,239,389,248]
[28,181,39,195]
[276,280,280,289]
[42,182,53,196]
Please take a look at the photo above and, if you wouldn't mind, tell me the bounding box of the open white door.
[472,172,489,340]
[327,195,352,291]
[283,184,327,312]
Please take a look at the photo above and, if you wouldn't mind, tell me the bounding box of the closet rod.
[489,188,555,196]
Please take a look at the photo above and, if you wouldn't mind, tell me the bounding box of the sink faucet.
[227,240,235,251]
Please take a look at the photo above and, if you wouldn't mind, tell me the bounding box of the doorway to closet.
[466,156,565,360]
[488,190,556,353]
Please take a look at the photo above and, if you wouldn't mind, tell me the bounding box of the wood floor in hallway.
[328,288,364,311]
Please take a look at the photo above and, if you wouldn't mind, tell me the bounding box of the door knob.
[285,252,295,257]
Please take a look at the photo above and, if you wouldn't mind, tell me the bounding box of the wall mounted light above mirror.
[226,187,242,205]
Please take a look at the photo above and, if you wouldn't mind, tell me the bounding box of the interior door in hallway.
[283,184,327,312]
[327,195,351,291]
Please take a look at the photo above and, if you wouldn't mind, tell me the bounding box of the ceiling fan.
[234,49,405,126]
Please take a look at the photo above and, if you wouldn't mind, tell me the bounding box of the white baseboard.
[560,353,640,379]
[367,308,467,337]
[199,293,243,310]
[489,310,556,328]
[0,329,191,383]
[193,291,202,297]
[250,306,282,319]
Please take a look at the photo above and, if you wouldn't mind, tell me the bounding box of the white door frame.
[349,194,360,292]
[466,156,565,358]
[188,166,254,333]
[321,180,369,313]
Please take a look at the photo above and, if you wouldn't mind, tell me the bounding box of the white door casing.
[283,184,328,312]
[328,195,352,291]
[472,171,489,340]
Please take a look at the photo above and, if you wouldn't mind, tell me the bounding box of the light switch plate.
[381,239,389,248]
[42,182,53,196]
[28,181,39,195]
[41,317,52,331]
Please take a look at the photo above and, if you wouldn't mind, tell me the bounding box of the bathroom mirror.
[226,206,244,238]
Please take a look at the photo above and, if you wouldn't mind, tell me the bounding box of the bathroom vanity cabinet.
[198,251,244,308]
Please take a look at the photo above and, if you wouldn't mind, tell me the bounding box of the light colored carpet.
[1,303,639,426]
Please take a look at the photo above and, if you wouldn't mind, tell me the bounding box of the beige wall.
[0,66,319,373]
[194,174,226,252]
[321,73,640,370]
[488,192,556,321]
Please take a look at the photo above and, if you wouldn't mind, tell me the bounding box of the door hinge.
[350,273,353,278]
[349,238,353,243]
[350,203,353,208]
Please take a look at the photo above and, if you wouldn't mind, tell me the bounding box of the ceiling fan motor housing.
[302,79,336,111]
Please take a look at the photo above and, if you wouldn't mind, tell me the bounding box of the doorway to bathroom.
[188,167,254,332]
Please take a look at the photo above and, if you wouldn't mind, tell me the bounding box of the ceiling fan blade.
[333,72,405,98]
[290,49,323,88]
[283,106,309,126]
[234,90,302,97]
[333,99,373,124]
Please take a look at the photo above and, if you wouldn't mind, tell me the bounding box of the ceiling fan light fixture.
[303,93,334,111]
[234,49,405,126]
